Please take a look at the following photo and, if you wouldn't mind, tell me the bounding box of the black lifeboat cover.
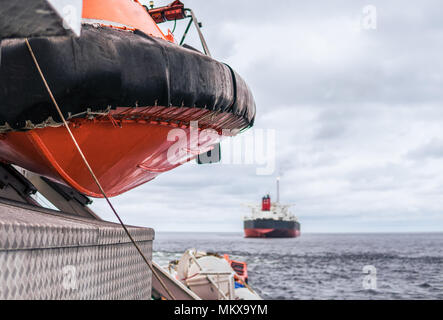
[0,24,256,131]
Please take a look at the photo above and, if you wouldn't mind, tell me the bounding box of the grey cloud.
[93,1,443,233]
[152,0,443,107]
[407,138,443,160]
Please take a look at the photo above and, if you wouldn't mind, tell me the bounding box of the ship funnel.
[262,195,271,211]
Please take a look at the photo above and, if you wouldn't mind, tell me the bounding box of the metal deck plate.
[0,200,154,300]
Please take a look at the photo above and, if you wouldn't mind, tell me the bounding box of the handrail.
[179,8,211,57]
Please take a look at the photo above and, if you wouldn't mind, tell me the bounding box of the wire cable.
[25,38,176,300]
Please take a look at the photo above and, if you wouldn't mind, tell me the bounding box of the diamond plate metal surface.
[0,202,154,300]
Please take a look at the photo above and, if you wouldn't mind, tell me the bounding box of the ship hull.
[244,228,300,238]
[244,219,300,239]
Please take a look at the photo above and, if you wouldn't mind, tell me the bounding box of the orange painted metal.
[82,0,168,40]
[0,107,245,198]
[223,254,249,284]
[148,0,186,24]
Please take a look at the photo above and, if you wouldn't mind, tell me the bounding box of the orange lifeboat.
[0,0,255,198]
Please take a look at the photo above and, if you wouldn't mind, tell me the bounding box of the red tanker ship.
[244,178,301,238]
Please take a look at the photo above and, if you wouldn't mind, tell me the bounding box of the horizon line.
[154,230,443,234]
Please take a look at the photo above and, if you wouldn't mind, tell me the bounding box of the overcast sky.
[91,0,443,233]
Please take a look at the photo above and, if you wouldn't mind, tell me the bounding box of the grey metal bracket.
[23,170,101,220]
[0,163,100,220]
[0,163,39,205]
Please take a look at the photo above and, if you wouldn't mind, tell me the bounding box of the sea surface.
[153,232,443,300]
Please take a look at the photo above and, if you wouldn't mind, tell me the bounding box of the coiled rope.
[25,38,176,300]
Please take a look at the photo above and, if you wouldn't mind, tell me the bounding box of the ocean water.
[153,232,443,300]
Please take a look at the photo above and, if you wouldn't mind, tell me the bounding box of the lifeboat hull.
[0,109,223,198]
[0,24,255,197]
